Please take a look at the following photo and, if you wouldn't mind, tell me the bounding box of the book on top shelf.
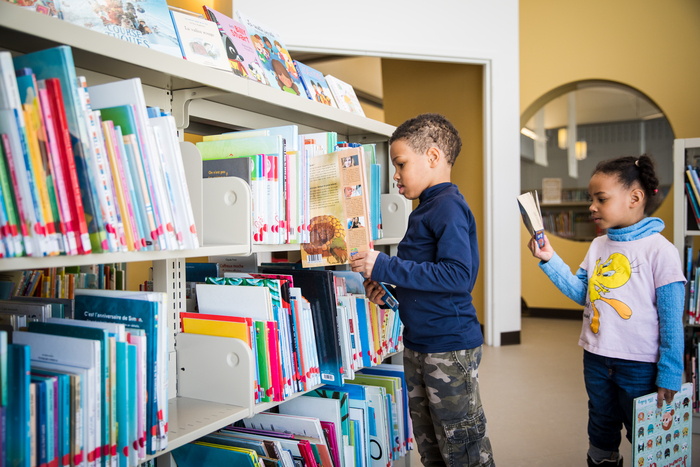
[517,191,545,248]
[57,0,182,58]
[236,12,307,97]
[170,10,232,72]
[4,0,61,17]
[325,75,365,116]
[293,61,338,108]
[202,6,270,86]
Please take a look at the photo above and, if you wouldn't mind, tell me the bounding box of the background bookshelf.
[0,3,412,463]
[672,137,700,434]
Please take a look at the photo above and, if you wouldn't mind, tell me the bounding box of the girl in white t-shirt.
[527,155,685,467]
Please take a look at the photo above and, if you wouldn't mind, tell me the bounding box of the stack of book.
[2,289,169,466]
[183,269,402,403]
[170,364,413,467]
[196,126,383,254]
[0,45,199,258]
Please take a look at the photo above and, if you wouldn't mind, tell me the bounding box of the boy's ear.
[426,147,441,167]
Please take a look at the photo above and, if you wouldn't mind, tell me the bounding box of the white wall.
[231,0,521,346]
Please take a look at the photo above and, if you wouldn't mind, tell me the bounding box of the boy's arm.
[538,252,588,306]
[371,211,474,293]
[656,281,685,392]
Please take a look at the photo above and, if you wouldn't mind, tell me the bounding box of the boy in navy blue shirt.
[351,114,494,467]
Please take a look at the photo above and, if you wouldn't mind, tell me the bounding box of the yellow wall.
[519,0,699,309]
[381,59,484,320]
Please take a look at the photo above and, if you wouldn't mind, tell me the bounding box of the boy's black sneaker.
[587,454,622,466]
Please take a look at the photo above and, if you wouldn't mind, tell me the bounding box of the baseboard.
[479,325,521,346]
[523,307,583,320]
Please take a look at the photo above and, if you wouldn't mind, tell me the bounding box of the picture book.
[236,12,306,97]
[58,0,182,58]
[202,7,269,85]
[517,191,545,248]
[325,75,365,116]
[3,0,61,17]
[632,383,692,467]
[293,61,337,108]
[170,10,232,72]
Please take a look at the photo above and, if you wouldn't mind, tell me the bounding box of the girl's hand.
[350,250,380,279]
[528,233,554,262]
[363,279,386,306]
[657,387,677,408]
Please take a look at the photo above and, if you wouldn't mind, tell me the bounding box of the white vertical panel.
[534,108,547,167]
[568,93,578,179]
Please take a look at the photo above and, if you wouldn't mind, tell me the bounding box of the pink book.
[266,321,283,402]
[320,421,341,467]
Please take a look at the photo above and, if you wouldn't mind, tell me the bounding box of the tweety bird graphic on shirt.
[588,253,633,333]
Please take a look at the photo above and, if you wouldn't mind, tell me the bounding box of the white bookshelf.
[0,3,410,462]
[673,138,700,434]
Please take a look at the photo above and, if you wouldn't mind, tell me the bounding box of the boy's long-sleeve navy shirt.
[371,182,484,353]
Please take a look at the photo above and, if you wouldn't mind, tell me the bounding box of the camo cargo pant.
[404,346,494,467]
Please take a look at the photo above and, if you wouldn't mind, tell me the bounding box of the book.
[58,0,182,58]
[7,343,31,467]
[202,157,251,184]
[293,61,337,108]
[632,382,692,466]
[325,75,365,116]
[517,191,545,248]
[14,47,107,254]
[202,7,269,85]
[170,10,232,72]
[301,148,372,268]
[236,12,306,97]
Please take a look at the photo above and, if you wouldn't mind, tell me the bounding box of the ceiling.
[524,86,662,130]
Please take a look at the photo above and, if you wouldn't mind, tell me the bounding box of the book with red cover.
[43,78,91,255]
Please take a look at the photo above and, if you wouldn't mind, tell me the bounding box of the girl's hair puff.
[593,155,660,214]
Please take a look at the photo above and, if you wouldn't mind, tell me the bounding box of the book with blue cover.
[32,369,71,467]
[28,321,111,467]
[13,46,108,253]
[293,61,337,108]
[116,342,129,467]
[127,344,138,466]
[58,0,182,58]
[7,343,31,467]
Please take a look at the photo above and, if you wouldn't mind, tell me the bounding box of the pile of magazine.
[0,46,199,258]
[1,289,170,465]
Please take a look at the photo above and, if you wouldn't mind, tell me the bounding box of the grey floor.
[403,317,700,466]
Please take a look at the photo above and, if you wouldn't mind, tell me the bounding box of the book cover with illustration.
[325,75,365,116]
[517,191,545,248]
[236,12,306,97]
[203,6,269,85]
[3,0,62,17]
[170,9,232,71]
[294,61,337,108]
[58,0,182,58]
[632,383,692,467]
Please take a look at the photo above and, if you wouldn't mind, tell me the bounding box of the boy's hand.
[528,233,554,262]
[657,387,677,408]
[363,279,386,306]
[350,250,380,279]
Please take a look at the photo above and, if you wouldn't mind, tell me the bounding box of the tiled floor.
[402,317,700,466]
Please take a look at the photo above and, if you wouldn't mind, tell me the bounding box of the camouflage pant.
[404,346,494,467]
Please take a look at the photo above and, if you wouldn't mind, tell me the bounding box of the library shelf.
[0,3,394,140]
[0,244,249,272]
[143,397,249,462]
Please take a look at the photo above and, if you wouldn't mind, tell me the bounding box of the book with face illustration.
[294,60,337,108]
[236,12,306,97]
[202,6,269,86]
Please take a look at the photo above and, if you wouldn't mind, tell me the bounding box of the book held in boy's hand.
[517,191,545,248]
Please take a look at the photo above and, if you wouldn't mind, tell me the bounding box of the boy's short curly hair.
[389,113,462,165]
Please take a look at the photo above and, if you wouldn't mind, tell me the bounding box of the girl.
[528,155,685,467]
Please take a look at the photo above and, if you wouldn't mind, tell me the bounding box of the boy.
[350,113,494,467]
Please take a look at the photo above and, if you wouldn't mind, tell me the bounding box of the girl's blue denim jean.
[583,350,657,455]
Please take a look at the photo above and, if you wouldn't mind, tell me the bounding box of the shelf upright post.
[152,257,186,401]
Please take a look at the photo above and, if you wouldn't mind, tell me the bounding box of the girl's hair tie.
[654,189,658,194]
[635,159,640,167]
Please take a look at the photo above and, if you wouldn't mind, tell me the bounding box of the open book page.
[301,148,371,268]
[517,191,545,247]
